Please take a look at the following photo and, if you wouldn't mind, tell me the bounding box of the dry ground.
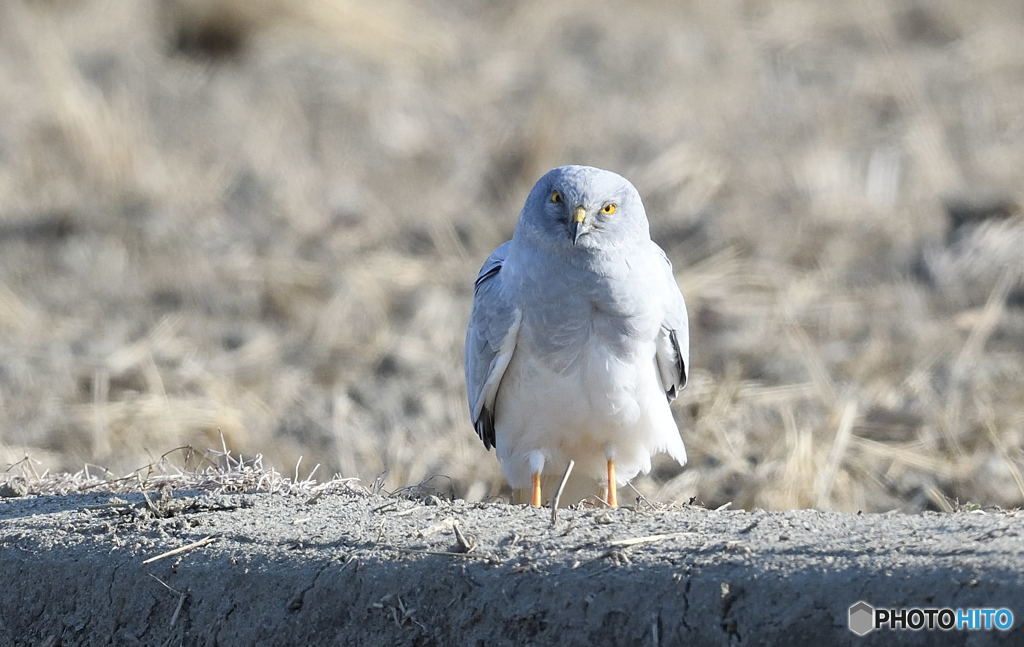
[2,471,1023,645]
[1,0,1023,511]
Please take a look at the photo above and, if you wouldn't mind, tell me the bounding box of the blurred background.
[1,0,1022,511]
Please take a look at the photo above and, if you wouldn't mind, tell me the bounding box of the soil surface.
[2,490,1022,646]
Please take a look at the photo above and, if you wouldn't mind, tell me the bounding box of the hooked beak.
[570,205,586,245]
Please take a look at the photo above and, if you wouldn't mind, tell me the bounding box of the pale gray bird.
[465,165,689,507]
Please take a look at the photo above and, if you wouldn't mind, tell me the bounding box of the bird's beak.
[570,205,586,245]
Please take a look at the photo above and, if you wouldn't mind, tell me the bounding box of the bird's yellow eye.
[550,190,562,203]
[602,203,617,215]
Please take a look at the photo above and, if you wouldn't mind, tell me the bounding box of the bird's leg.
[526,450,545,508]
[606,459,618,508]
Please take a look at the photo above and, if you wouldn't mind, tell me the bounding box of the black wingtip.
[474,406,496,451]
[669,329,688,389]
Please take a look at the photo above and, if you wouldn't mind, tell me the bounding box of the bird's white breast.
[493,297,682,488]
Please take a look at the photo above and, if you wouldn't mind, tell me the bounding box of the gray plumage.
[464,165,689,490]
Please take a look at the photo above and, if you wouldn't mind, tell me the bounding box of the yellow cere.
[602,203,617,215]
[550,190,561,203]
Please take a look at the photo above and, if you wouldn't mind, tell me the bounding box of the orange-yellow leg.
[531,472,542,508]
[607,459,618,508]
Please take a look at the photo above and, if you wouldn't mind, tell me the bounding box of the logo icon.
[849,601,875,636]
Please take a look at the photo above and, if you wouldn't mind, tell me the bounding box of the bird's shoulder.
[474,240,513,292]
[647,240,674,271]
[468,241,520,345]
[643,240,687,317]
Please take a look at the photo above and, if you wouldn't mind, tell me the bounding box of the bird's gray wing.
[464,241,521,450]
[653,244,689,401]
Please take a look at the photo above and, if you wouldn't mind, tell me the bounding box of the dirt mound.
[2,489,1021,645]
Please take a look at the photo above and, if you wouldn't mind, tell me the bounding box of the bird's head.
[516,165,649,253]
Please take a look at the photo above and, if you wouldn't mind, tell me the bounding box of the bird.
[464,165,689,508]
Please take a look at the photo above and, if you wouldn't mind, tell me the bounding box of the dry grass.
[0,441,360,500]
[1,0,1023,512]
